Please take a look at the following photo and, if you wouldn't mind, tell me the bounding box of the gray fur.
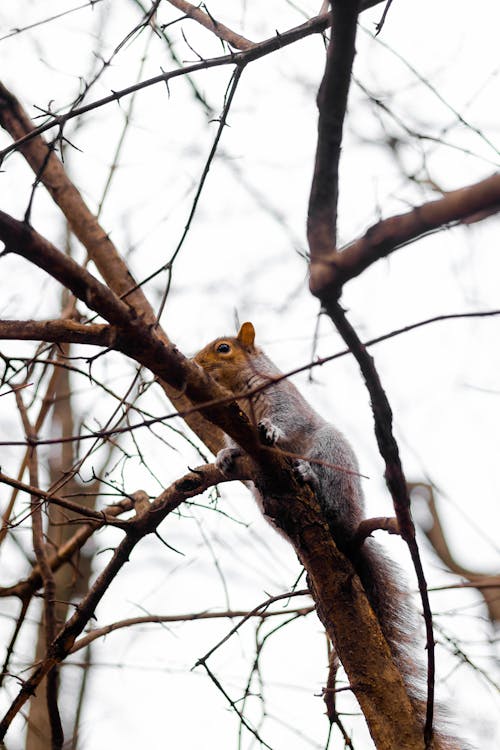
[215,346,463,749]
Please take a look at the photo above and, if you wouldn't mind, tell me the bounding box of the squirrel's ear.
[237,322,255,347]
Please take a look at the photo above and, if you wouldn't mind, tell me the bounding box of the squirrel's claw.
[258,418,285,446]
[216,447,242,476]
[293,459,316,487]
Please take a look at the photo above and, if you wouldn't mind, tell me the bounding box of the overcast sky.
[0,2,499,748]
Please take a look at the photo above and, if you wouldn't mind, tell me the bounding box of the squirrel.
[194,321,460,750]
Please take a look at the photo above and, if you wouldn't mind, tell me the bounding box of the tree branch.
[307,0,361,257]
[306,9,431,742]
[14,391,63,749]
[166,0,254,49]
[71,599,314,653]
[0,470,130,529]
[0,211,276,456]
[0,498,133,599]
[323,301,436,748]
[351,516,399,547]
[258,468,424,750]
[0,461,250,736]
[0,318,115,346]
[310,171,500,297]
[0,79,224,454]
[0,4,385,161]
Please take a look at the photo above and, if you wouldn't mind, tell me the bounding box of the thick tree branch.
[307,0,361,256]
[0,318,115,346]
[0,211,275,455]
[310,171,500,297]
[258,470,424,750]
[0,80,223,454]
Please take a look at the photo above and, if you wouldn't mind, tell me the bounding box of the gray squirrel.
[194,321,461,750]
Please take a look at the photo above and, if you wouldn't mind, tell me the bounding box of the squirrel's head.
[193,322,257,394]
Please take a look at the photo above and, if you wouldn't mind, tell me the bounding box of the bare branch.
[0,318,115,346]
[0,498,133,600]
[310,171,500,297]
[0,7,392,162]
[0,1,104,43]
[0,347,74,550]
[0,211,274,457]
[71,600,314,653]
[0,460,253,600]
[0,79,227,454]
[0,470,130,528]
[195,589,311,665]
[166,0,254,49]
[0,461,251,735]
[352,516,400,547]
[0,212,133,324]
[14,390,64,748]
[307,0,361,256]
[322,301,436,747]
[0,533,138,737]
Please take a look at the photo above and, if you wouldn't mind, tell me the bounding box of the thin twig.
[15,390,64,749]
[0,0,103,43]
[195,590,310,666]
[0,471,130,528]
[0,12,335,162]
[166,0,254,49]
[154,64,245,324]
[70,601,314,653]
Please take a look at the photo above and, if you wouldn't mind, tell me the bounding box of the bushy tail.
[353,540,463,750]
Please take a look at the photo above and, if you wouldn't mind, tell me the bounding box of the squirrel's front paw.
[258,418,285,446]
[216,447,242,476]
[293,459,316,487]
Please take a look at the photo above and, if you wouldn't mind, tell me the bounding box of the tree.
[0,2,498,749]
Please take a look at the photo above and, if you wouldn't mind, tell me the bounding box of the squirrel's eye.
[216,343,231,354]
